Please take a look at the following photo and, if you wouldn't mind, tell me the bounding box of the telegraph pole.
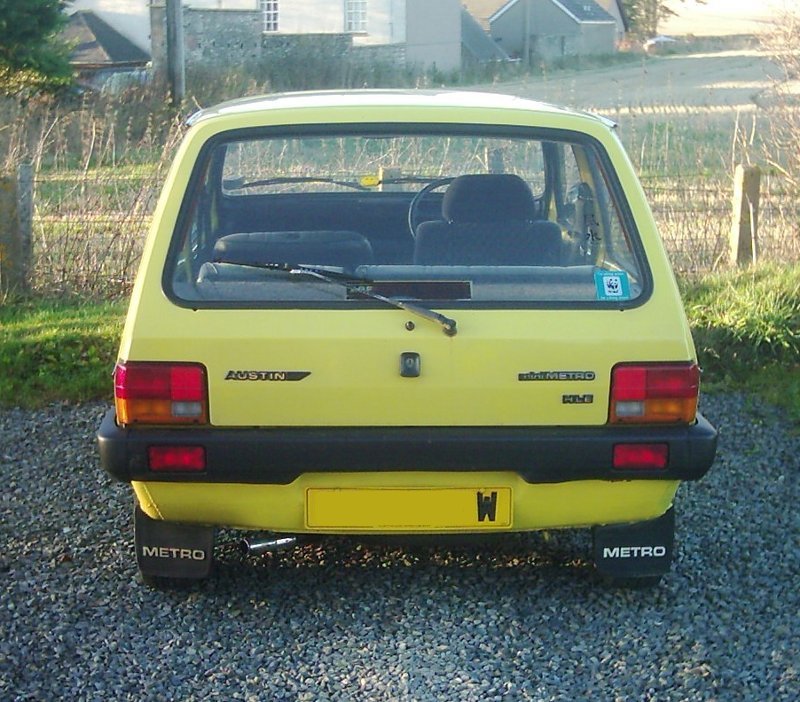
[165,0,185,104]
[523,0,531,66]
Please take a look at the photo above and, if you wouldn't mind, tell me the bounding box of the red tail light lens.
[115,362,208,425]
[610,362,699,424]
[148,445,206,472]
[613,443,669,470]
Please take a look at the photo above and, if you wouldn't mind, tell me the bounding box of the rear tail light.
[613,443,669,471]
[148,445,206,472]
[609,362,699,424]
[115,362,208,425]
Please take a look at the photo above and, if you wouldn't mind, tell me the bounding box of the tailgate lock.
[400,352,421,378]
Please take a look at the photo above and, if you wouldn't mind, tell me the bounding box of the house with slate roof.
[68,1,150,54]
[463,0,621,61]
[63,10,150,89]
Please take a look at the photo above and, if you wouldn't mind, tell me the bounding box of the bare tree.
[760,8,800,191]
[622,0,704,38]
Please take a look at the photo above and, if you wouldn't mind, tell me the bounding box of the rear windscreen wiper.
[224,176,370,191]
[213,260,458,336]
[378,175,453,185]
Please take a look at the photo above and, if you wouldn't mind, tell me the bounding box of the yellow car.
[97,90,716,587]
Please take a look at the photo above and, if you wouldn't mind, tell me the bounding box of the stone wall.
[260,33,356,90]
[351,43,406,68]
[261,33,352,63]
[151,7,263,79]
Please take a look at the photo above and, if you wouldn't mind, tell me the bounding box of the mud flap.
[134,505,214,579]
[593,507,675,579]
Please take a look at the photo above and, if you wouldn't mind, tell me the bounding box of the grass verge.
[681,263,800,424]
[0,298,125,408]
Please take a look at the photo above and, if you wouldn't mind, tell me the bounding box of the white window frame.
[260,0,279,33]
[345,0,367,33]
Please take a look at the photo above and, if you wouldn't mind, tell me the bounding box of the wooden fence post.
[730,164,760,267]
[0,164,33,296]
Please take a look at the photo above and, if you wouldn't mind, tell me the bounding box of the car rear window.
[166,125,648,308]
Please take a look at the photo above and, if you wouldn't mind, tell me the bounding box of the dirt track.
[480,49,781,114]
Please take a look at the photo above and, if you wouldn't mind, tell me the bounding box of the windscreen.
[167,127,646,307]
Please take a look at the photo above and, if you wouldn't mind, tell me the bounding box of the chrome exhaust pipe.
[240,536,298,556]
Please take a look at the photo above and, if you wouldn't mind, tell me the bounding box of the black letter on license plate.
[477,491,498,522]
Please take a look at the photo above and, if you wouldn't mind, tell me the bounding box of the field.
[661,0,783,37]
[485,41,778,111]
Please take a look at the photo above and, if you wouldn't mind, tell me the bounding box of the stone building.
[463,0,620,62]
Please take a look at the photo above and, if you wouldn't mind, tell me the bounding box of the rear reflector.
[613,443,669,471]
[115,362,208,425]
[148,445,206,472]
[610,362,699,424]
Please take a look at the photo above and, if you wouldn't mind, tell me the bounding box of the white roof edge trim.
[490,0,520,24]
[551,0,580,23]
[184,90,616,129]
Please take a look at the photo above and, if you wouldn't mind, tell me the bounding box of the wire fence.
[642,173,800,275]
[31,168,162,297]
[24,169,800,297]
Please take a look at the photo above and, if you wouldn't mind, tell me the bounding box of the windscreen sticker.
[359,174,380,188]
[594,270,631,301]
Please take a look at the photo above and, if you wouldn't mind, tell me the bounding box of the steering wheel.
[407,177,454,238]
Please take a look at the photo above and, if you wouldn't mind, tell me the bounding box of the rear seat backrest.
[213,231,373,271]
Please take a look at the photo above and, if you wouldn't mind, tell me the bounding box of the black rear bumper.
[97,409,717,485]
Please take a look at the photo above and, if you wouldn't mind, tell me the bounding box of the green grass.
[681,264,800,369]
[0,298,125,407]
[1,264,798,424]
[681,263,800,424]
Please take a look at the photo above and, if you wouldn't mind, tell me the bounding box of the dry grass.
[0,90,184,297]
[639,171,800,275]
[34,165,165,296]
[611,105,800,275]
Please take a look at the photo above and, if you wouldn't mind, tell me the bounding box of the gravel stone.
[0,394,798,701]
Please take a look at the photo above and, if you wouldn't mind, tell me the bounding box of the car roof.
[186,89,615,130]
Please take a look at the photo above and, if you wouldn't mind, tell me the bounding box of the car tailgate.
[124,305,693,428]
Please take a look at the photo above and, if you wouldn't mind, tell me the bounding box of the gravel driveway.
[1,393,797,701]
